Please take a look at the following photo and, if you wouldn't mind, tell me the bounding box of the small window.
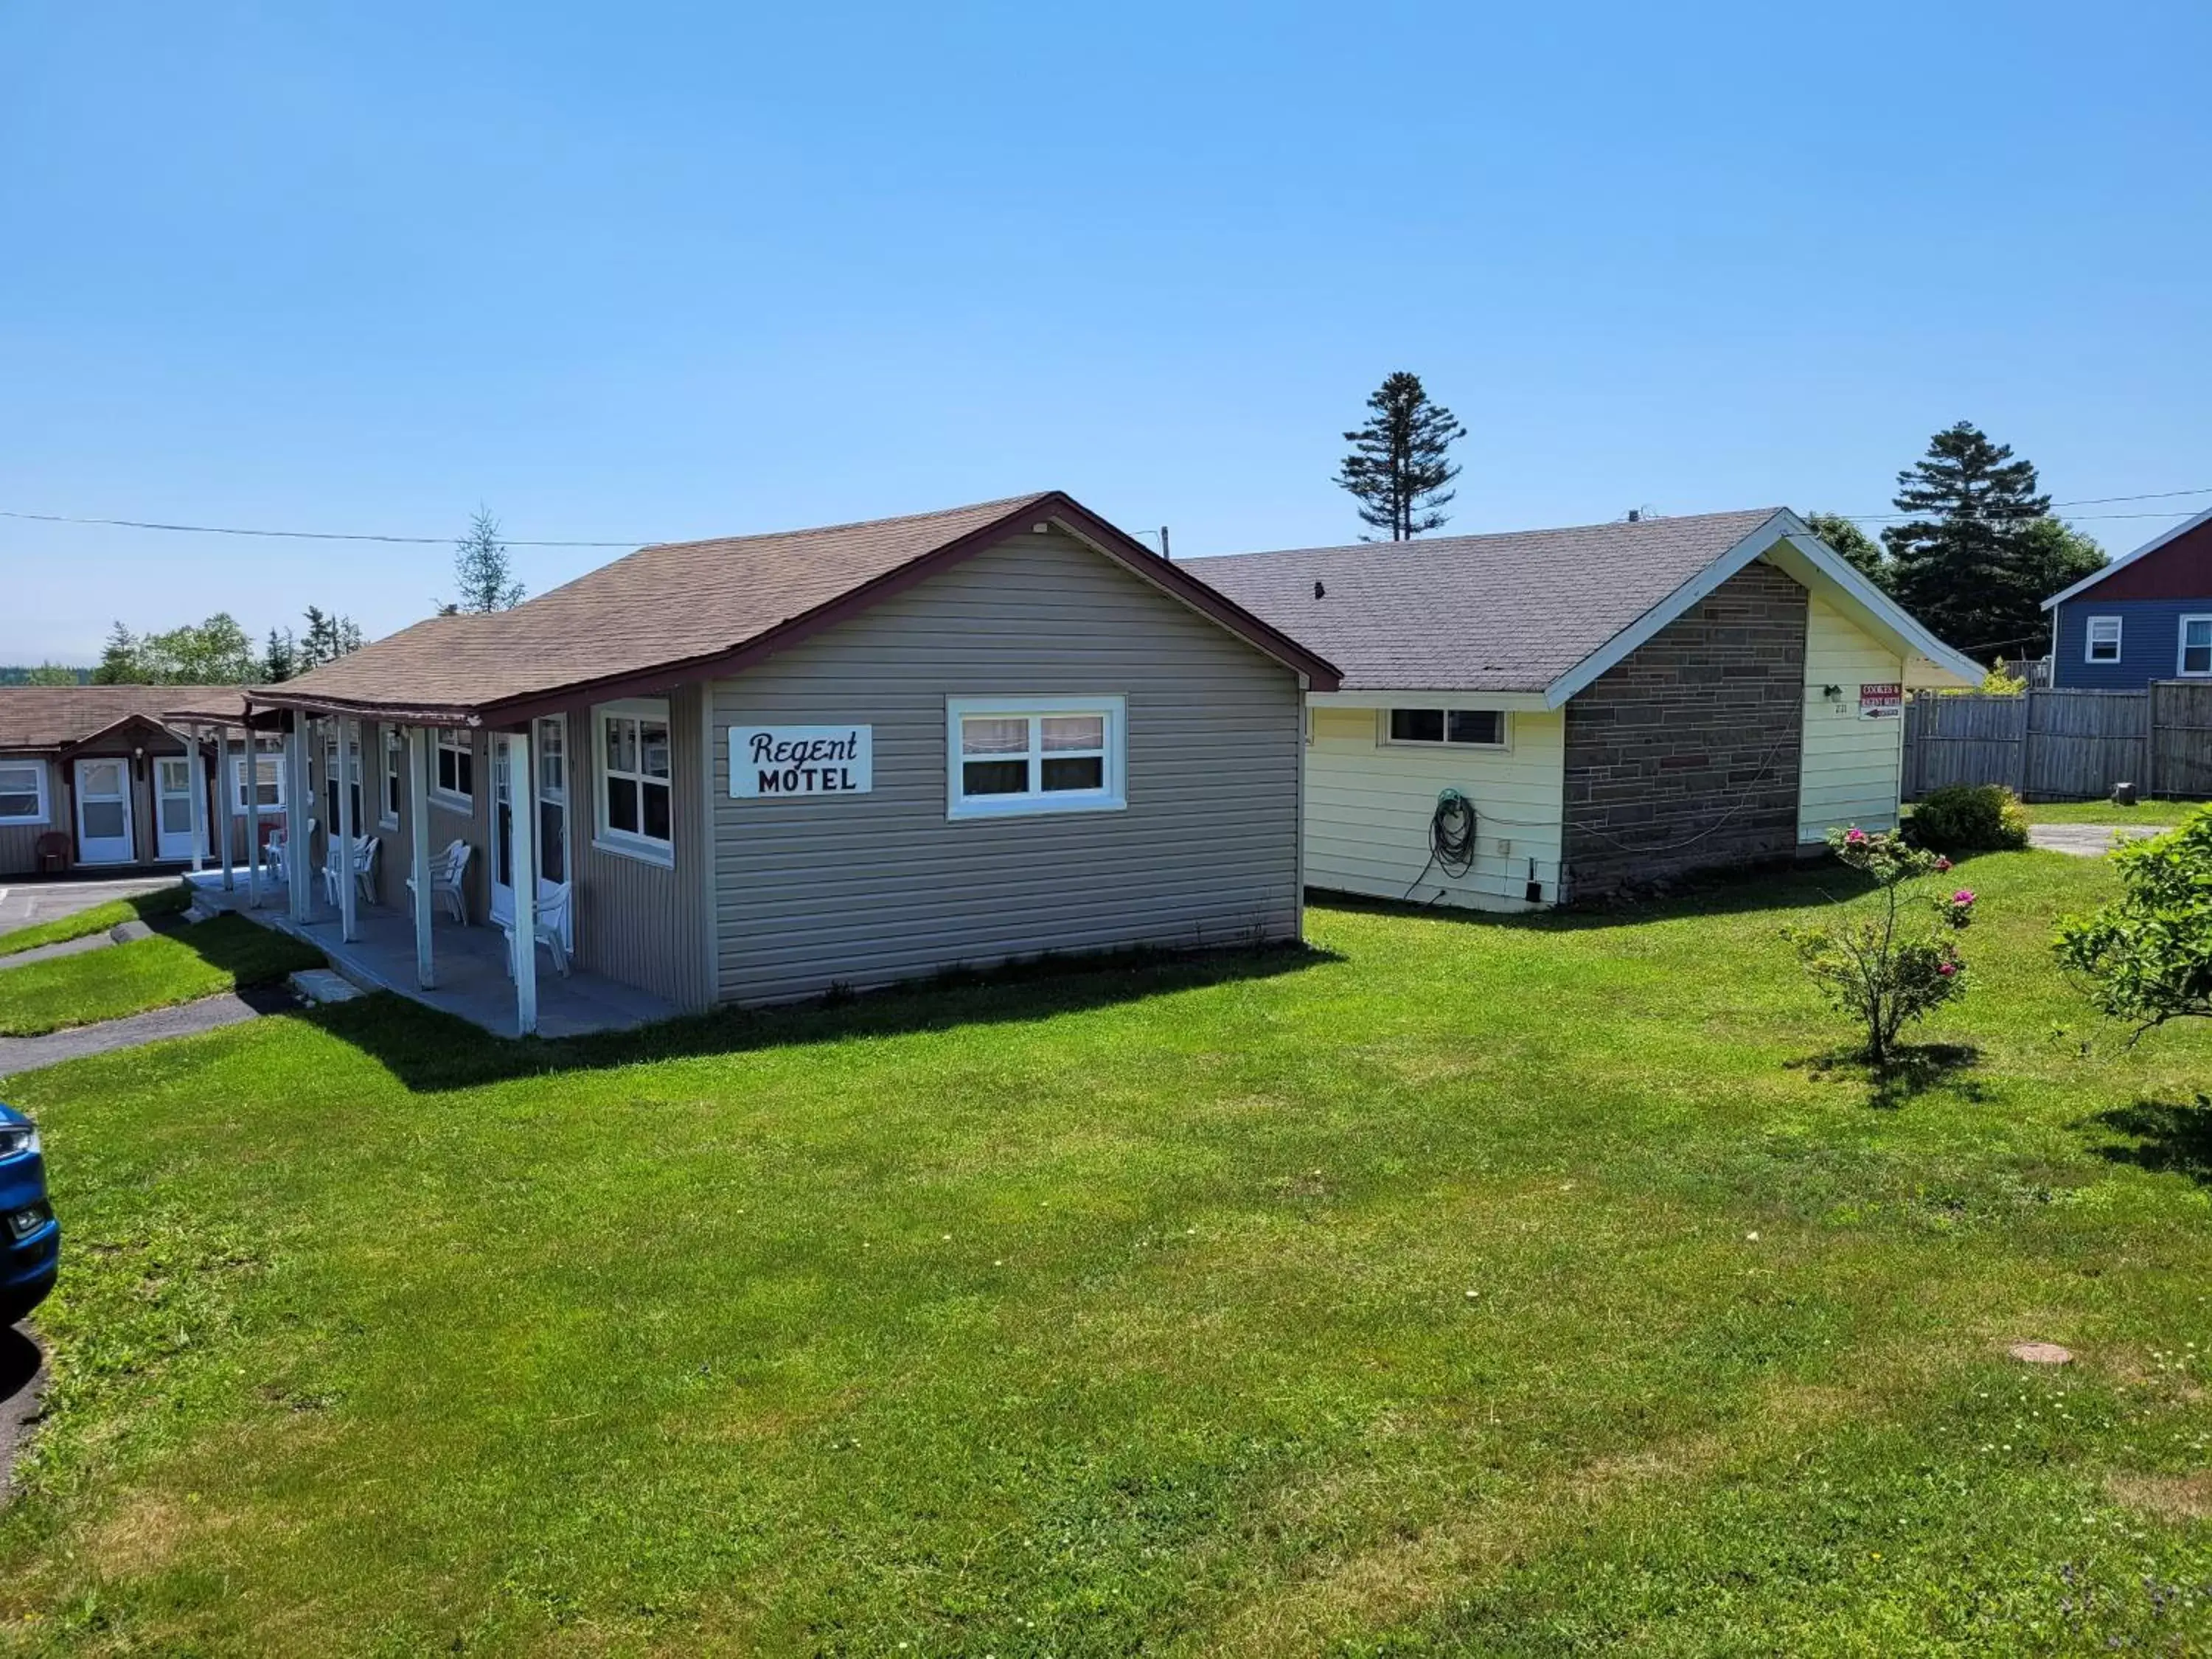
[2182,617,2212,678]
[1385,708,1507,748]
[324,734,365,832]
[231,742,285,814]
[2085,616,2122,664]
[433,728,473,807]
[947,696,1125,818]
[597,699,673,860]
[0,759,47,826]
[380,728,403,828]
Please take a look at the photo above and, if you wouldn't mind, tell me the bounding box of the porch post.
[336,717,360,943]
[186,724,209,874]
[215,726,236,891]
[285,716,310,923]
[408,726,435,989]
[245,724,264,908]
[507,727,538,1036]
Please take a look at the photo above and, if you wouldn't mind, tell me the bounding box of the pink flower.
[1846,828,1868,844]
[1952,889,1975,906]
[1935,857,1952,872]
[1937,961,1958,977]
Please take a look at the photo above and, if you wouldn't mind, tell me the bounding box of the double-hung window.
[0,759,47,826]
[432,728,473,808]
[947,695,1125,818]
[1383,708,1509,748]
[597,699,672,861]
[231,741,285,815]
[323,733,364,831]
[2085,616,2122,664]
[380,727,403,829]
[2181,618,2212,678]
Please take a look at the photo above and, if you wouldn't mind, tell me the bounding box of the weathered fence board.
[1902,685,2207,802]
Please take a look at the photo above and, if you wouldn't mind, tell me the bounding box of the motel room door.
[490,720,571,948]
[73,757,136,865]
[154,754,199,861]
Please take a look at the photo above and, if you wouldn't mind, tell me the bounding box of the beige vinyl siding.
[1305,706,1566,911]
[1798,594,1907,841]
[0,757,57,875]
[571,688,713,1009]
[710,529,1303,1005]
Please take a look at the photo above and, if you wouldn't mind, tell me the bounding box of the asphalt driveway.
[0,874,177,936]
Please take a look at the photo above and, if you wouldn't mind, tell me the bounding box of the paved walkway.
[0,874,177,936]
[2029,824,2157,858]
[0,985,297,1079]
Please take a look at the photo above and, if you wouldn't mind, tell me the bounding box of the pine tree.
[450,507,524,611]
[91,622,145,684]
[1880,422,2055,653]
[262,627,297,682]
[1335,372,1467,540]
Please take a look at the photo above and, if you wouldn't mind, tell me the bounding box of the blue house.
[2045,507,2212,690]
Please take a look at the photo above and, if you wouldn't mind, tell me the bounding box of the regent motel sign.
[730,726,874,797]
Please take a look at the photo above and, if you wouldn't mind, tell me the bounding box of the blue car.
[0,1103,57,1326]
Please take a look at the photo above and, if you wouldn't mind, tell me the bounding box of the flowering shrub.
[1784,826,1976,1066]
[2054,806,2212,1038]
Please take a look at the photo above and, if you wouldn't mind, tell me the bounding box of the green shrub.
[1908,785,2029,854]
[2054,805,2212,1037]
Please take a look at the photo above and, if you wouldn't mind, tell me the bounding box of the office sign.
[729,726,873,797]
[1860,683,1902,720]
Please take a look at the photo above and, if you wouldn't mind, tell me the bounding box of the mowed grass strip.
[0,915,322,1035]
[2023,798,2208,827]
[0,886,187,959]
[4,852,2212,1654]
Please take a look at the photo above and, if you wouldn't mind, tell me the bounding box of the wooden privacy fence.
[1903,684,2212,801]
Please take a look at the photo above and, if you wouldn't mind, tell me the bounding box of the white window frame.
[324,732,365,834]
[1379,707,1512,751]
[431,727,474,810]
[380,726,403,830]
[230,742,285,815]
[2179,616,2212,678]
[594,698,675,866]
[2084,616,2122,664]
[945,695,1127,821]
[0,758,49,827]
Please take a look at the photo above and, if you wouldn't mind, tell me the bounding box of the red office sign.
[1860,683,1902,719]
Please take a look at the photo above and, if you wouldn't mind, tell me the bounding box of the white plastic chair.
[501,881,571,980]
[322,834,380,908]
[267,818,317,888]
[406,839,473,926]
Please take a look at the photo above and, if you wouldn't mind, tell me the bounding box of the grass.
[0,917,324,1037]
[2023,798,2209,827]
[0,886,188,959]
[4,852,2212,1653]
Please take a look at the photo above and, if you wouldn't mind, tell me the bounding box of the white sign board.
[729,726,873,798]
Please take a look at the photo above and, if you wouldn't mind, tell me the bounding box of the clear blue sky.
[3,2,2206,664]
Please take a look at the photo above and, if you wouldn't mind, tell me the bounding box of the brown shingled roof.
[1189,509,1786,693]
[0,685,249,752]
[257,490,1338,720]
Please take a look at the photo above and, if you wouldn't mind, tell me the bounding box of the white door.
[155,755,198,860]
[74,758,135,864]
[490,728,572,947]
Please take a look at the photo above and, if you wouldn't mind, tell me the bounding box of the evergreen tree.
[1335,372,1467,540]
[449,507,524,611]
[262,627,298,682]
[91,622,146,684]
[1880,422,2055,653]
[296,607,365,669]
[1806,512,1888,582]
[23,662,81,686]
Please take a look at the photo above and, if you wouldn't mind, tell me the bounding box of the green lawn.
[2023,798,2209,827]
[0,917,324,1036]
[4,854,2212,1653]
[0,886,187,959]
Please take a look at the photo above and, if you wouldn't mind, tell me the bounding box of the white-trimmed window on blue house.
[2181,617,2212,678]
[947,695,1126,819]
[432,728,473,809]
[597,699,673,863]
[0,759,49,826]
[2085,616,2122,664]
[1382,708,1509,748]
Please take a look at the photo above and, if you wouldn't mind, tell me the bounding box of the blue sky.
[2,1,2206,663]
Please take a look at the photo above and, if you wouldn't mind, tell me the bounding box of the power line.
[0,509,646,548]
[1826,485,2212,525]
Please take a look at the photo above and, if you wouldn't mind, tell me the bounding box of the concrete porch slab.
[185,872,678,1040]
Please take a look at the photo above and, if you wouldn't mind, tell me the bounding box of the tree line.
[1333,371,2105,660]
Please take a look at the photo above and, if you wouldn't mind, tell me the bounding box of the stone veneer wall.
[1559,560,1807,899]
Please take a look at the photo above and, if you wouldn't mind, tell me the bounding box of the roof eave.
[2040,505,2212,611]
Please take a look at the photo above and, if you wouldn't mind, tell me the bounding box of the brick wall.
[1560,560,1806,899]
